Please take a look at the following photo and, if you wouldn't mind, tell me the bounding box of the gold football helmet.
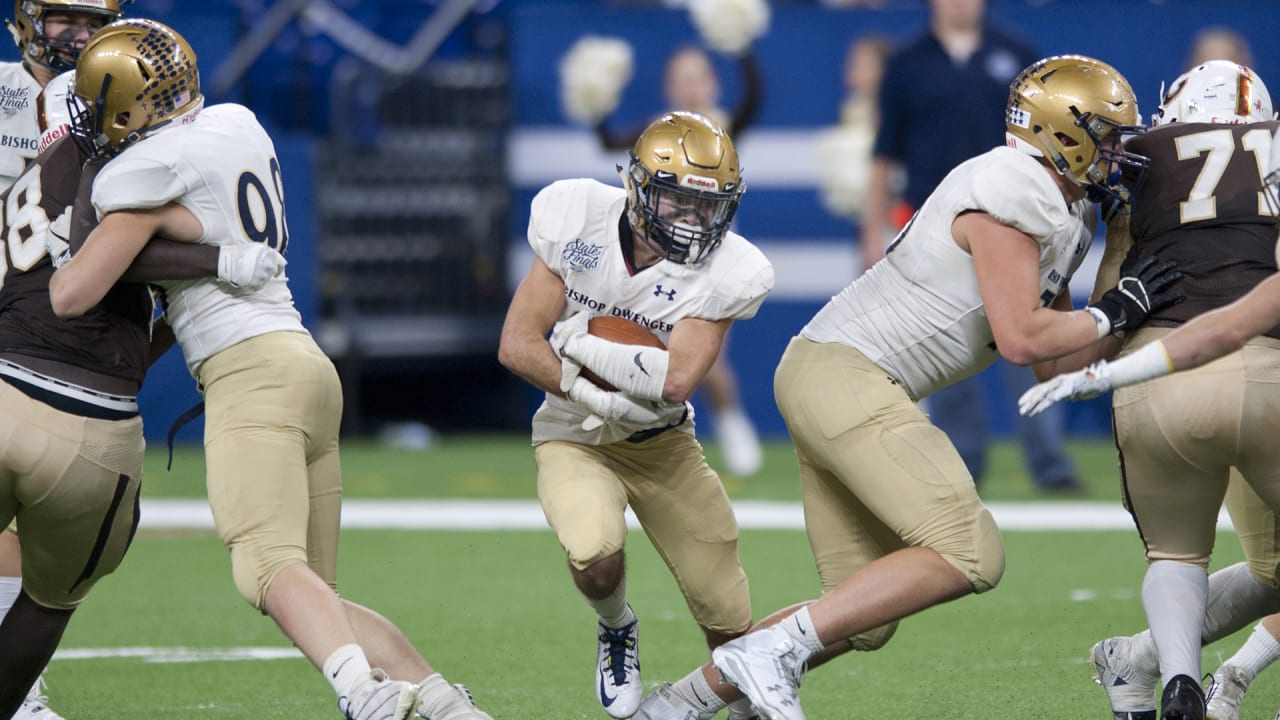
[7,0,124,74]
[69,18,202,159]
[1006,55,1149,201]
[621,111,745,265]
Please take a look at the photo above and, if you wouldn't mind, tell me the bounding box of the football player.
[0,2,120,717]
[45,19,492,720]
[0,85,283,720]
[628,55,1183,720]
[1020,61,1280,720]
[498,110,773,720]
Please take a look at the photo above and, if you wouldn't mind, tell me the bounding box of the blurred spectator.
[1186,26,1254,69]
[861,0,1082,493]
[596,45,761,152]
[814,34,896,228]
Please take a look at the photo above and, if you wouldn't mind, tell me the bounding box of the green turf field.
[146,434,1127,501]
[39,436,1280,719]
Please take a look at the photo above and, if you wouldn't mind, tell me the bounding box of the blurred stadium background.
[19,2,1280,717]
[111,0,1280,447]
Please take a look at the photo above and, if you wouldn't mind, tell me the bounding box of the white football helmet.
[1153,60,1274,126]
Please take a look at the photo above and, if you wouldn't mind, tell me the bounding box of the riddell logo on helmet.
[681,174,719,191]
[78,0,110,7]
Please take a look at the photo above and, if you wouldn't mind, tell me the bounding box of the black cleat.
[1160,674,1205,720]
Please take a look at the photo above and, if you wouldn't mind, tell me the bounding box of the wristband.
[1085,306,1112,339]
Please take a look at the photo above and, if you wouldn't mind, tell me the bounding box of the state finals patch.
[562,238,604,272]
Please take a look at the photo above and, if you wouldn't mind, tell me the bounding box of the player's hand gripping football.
[550,311,590,392]
[217,242,287,289]
[1018,361,1115,417]
[567,377,686,432]
[1086,255,1184,335]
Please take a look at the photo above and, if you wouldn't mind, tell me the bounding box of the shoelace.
[1201,672,1217,704]
[599,624,638,684]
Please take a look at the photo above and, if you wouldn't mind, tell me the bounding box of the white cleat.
[597,613,642,718]
[1090,637,1159,720]
[1206,664,1254,720]
[339,669,418,720]
[632,683,715,720]
[15,676,64,720]
[416,682,494,720]
[712,625,807,720]
[717,407,763,477]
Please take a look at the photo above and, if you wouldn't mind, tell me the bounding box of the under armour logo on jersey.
[654,285,677,301]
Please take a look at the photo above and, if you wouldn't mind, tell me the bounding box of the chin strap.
[562,333,669,401]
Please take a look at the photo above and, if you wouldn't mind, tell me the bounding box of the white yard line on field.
[138,499,1233,532]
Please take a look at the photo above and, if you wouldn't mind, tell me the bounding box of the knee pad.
[849,621,899,651]
[229,541,307,611]
[934,507,1006,594]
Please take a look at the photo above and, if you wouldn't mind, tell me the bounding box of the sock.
[323,644,373,698]
[1224,623,1280,679]
[589,577,634,628]
[780,606,825,656]
[0,576,20,623]
[1142,560,1208,687]
[670,667,727,715]
[1129,630,1161,678]
[1203,562,1280,643]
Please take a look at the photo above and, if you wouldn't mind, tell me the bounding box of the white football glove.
[217,242,287,289]
[567,377,685,431]
[1018,362,1115,417]
[550,312,590,392]
[45,223,71,268]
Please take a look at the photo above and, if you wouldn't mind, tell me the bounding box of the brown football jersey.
[0,137,151,388]
[1126,120,1280,336]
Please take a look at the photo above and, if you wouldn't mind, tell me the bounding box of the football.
[581,316,666,391]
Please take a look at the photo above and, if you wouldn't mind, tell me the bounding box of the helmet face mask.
[69,18,202,159]
[1006,55,1150,206]
[8,0,123,75]
[1153,60,1274,127]
[622,111,745,265]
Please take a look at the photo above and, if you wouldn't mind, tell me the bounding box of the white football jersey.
[0,61,46,190]
[528,178,774,445]
[803,147,1096,400]
[92,103,304,378]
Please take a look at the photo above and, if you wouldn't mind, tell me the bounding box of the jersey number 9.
[236,156,289,253]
